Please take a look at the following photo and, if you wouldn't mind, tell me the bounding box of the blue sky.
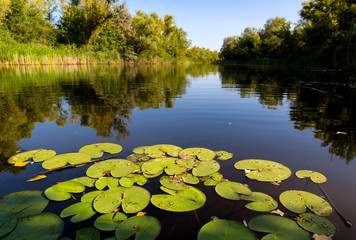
[126,0,305,51]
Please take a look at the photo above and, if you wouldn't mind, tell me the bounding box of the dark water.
[0,64,355,239]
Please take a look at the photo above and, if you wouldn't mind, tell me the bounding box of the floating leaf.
[0,191,49,218]
[115,216,161,240]
[144,144,182,158]
[95,177,119,190]
[126,154,150,162]
[176,173,200,184]
[279,190,332,216]
[141,158,176,175]
[201,172,223,186]
[215,151,233,160]
[215,181,251,200]
[81,191,103,203]
[151,185,206,212]
[60,202,96,223]
[132,146,149,154]
[136,212,146,216]
[0,210,17,237]
[160,175,187,190]
[179,148,216,161]
[119,174,147,187]
[86,159,135,178]
[75,228,100,240]
[296,170,327,184]
[8,149,56,164]
[79,143,122,158]
[192,160,220,177]
[2,213,63,240]
[44,181,85,201]
[27,175,47,182]
[93,186,150,214]
[240,192,278,212]
[234,159,291,182]
[71,176,96,187]
[94,212,127,231]
[14,161,30,167]
[248,215,310,240]
[42,153,91,170]
[197,219,256,240]
[296,213,336,236]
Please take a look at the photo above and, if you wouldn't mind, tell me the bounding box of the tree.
[0,0,11,24]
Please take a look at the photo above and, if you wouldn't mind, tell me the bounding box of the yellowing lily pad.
[197,219,256,240]
[179,148,216,161]
[115,216,161,240]
[42,153,91,170]
[279,190,332,216]
[8,149,56,164]
[234,159,291,182]
[44,181,85,201]
[60,202,96,223]
[296,213,336,236]
[94,212,127,231]
[240,192,278,212]
[192,160,220,177]
[86,159,135,178]
[79,143,122,158]
[215,181,251,200]
[296,170,327,184]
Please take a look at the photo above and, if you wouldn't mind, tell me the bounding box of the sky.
[126,0,306,51]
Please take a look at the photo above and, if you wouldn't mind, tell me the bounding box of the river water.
[0,64,355,239]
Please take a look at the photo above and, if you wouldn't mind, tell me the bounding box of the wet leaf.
[144,144,183,158]
[0,210,17,237]
[141,158,176,175]
[44,181,85,201]
[176,173,200,184]
[215,181,251,200]
[296,170,327,184]
[126,154,150,162]
[95,177,119,190]
[240,192,278,212]
[60,202,96,223]
[81,191,103,203]
[27,175,47,182]
[119,174,147,187]
[42,153,91,170]
[75,228,100,240]
[215,151,233,160]
[201,172,223,186]
[178,148,216,161]
[192,160,220,177]
[296,213,336,236]
[160,175,187,190]
[86,159,135,178]
[79,143,122,158]
[71,176,96,187]
[94,212,127,231]
[115,216,161,240]
[8,149,56,164]
[197,219,256,240]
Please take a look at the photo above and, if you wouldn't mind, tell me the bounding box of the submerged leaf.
[115,216,161,240]
[79,143,122,158]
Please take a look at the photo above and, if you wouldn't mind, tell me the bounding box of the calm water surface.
[0,65,355,239]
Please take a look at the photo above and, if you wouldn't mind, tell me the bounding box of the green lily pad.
[94,212,127,231]
[115,216,161,240]
[44,181,86,201]
[215,151,233,161]
[164,161,189,175]
[0,190,49,218]
[95,177,119,190]
[279,190,332,216]
[248,215,310,240]
[79,143,122,158]
[126,154,150,162]
[234,159,291,182]
[0,210,17,237]
[179,148,216,161]
[192,160,220,177]
[295,170,327,184]
[160,175,188,191]
[201,172,223,186]
[75,228,100,240]
[86,159,135,178]
[60,202,96,223]
[81,191,103,203]
[197,219,256,240]
[141,158,176,175]
[132,146,149,154]
[8,149,56,164]
[93,186,150,214]
[2,212,64,240]
[215,181,251,200]
[151,185,206,212]
[296,213,336,236]
[176,173,200,184]
[119,174,147,187]
[71,177,96,187]
[143,144,182,158]
[42,153,91,170]
[240,192,278,212]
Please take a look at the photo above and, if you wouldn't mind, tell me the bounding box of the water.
[0,64,355,239]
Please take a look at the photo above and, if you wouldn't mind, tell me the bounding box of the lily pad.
[151,185,206,212]
[176,173,200,184]
[95,177,119,190]
[201,172,223,186]
[141,158,176,175]
[248,215,310,240]
[215,151,233,161]
[93,186,150,214]
[160,175,188,191]
[86,159,135,178]
[42,153,91,170]
[279,190,332,216]
[296,170,327,184]
[60,202,96,223]
[126,154,150,162]
[234,159,291,182]
[75,228,100,240]
[215,181,251,200]
[119,174,147,187]
[81,191,103,203]
[296,213,336,236]
[94,212,127,231]
[8,149,56,164]
[79,143,122,158]
[71,176,96,187]
[132,146,149,154]
[192,160,220,177]
[0,190,49,218]
[240,192,278,212]
[2,212,64,240]
[144,144,183,158]
[115,216,161,240]
[179,148,216,161]
[0,210,17,237]
[197,219,256,240]
[44,181,85,201]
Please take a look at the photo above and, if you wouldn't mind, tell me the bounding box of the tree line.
[0,0,219,64]
[220,0,356,68]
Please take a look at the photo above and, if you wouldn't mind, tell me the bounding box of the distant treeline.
[220,0,356,68]
[0,0,218,65]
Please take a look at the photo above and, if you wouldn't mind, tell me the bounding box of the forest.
[0,0,219,64]
[220,0,356,68]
